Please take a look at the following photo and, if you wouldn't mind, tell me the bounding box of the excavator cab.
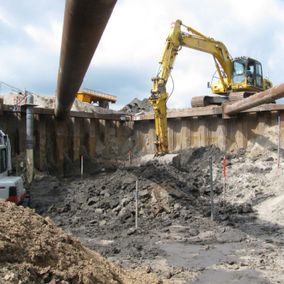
[232,57,264,91]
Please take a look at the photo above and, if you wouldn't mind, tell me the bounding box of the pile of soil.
[31,146,227,248]
[0,202,159,284]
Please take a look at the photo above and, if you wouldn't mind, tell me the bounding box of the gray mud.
[30,146,284,283]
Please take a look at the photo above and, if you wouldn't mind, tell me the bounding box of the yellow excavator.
[149,19,272,155]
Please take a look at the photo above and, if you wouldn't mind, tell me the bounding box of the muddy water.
[193,269,270,284]
[159,240,271,283]
[161,242,238,269]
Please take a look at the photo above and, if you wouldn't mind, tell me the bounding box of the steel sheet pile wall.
[133,111,283,154]
[0,110,133,175]
[0,107,283,175]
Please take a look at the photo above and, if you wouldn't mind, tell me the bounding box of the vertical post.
[209,156,214,221]
[135,179,138,229]
[278,115,281,169]
[26,93,34,184]
[80,155,84,178]
[223,155,227,199]
[128,149,132,165]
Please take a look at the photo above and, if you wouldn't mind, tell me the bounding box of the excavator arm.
[150,20,182,155]
[149,20,233,155]
[182,26,233,93]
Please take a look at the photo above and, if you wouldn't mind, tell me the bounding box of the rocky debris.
[1,92,124,115]
[121,98,152,114]
[30,146,254,261]
[0,201,160,284]
[28,145,284,283]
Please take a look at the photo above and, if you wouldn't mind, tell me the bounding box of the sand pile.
[246,124,279,158]
[224,147,284,227]
[0,201,159,284]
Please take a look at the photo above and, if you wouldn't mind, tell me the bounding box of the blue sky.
[0,0,284,109]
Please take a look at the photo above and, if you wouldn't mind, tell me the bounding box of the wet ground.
[29,146,284,283]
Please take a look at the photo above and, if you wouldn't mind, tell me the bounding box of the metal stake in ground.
[223,155,227,199]
[128,149,132,165]
[80,155,84,178]
[209,156,214,221]
[135,179,139,229]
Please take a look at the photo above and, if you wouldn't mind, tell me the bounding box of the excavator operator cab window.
[255,62,263,88]
[246,60,263,89]
[246,62,255,86]
[233,61,245,84]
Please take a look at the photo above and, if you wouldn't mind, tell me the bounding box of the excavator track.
[191,95,227,108]
[191,92,259,108]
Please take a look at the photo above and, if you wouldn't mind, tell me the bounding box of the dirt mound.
[30,146,246,262]
[29,146,284,283]
[0,202,159,284]
[172,145,223,171]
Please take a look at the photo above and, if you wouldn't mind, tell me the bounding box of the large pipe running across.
[55,0,117,119]
[223,83,284,116]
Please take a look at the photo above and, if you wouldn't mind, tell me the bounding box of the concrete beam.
[134,106,222,120]
[134,103,284,121]
[2,105,127,121]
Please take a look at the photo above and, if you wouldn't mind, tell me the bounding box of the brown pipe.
[55,0,117,119]
[223,83,284,116]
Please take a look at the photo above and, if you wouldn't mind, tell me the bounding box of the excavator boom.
[150,20,233,155]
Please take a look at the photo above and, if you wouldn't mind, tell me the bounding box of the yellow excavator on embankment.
[149,19,272,155]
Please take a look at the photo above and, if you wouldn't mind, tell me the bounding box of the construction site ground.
[17,143,283,284]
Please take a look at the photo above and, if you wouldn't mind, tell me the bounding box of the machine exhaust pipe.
[55,0,117,119]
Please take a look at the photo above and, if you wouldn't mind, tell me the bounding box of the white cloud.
[1,0,284,107]
[24,21,62,53]
[89,0,284,108]
[0,7,12,26]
